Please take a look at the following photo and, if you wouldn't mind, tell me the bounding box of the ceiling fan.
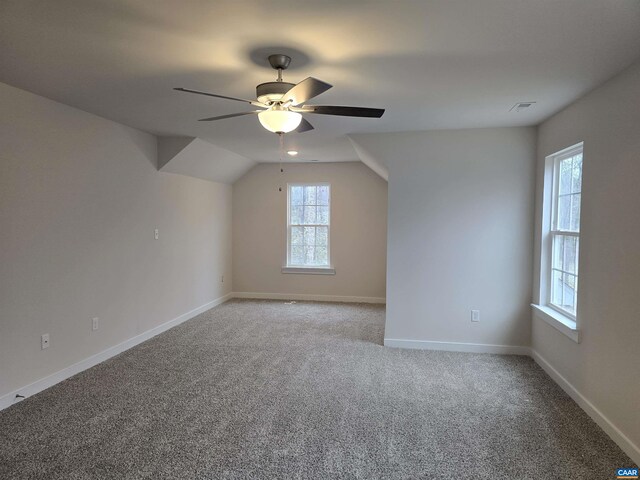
[174,54,385,134]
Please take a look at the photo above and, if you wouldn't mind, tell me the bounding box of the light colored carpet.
[0,299,632,479]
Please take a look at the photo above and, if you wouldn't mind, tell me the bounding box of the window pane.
[317,186,329,206]
[304,245,315,264]
[315,247,328,265]
[303,206,316,224]
[570,194,581,232]
[562,274,577,314]
[290,206,303,224]
[290,186,303,205]
[572,154,582,193]
[316,226,328,246]
[557,195,571,230]
[291,227,303,245]
[559,158,572,195]
[290,245,304,265]
[552,235,564,271]
[304,186,317,205]
[551,271,577,316]
[563,235,577,275]
[317,206,329,225]
[303,226,315,246]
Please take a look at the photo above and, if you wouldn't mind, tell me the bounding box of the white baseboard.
[0,292,233,412]
[531,349,640,466]
[233,291,386,304]
[384,338,531,355]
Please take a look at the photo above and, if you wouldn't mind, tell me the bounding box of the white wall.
[353,128,536,349]
[533,60,640,461]
[0,82,232,399]
[232,162,387,301]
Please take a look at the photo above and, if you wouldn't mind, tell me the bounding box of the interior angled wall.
[0,82,232,401]
[353,127,537,351]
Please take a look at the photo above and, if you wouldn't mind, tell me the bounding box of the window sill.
[281,266,336,275]
[531,304,580,343]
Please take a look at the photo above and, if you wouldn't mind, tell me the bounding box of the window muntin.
[287,184,330,267]
[549,146,583,318]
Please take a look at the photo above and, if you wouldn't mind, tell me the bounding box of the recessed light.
[287,150,298,156]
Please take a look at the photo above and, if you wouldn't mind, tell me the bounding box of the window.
[549,144,582,318]
[286,183,331,269]
[533,142,583,341]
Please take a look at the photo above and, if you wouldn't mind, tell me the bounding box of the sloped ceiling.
[158,137,255,184]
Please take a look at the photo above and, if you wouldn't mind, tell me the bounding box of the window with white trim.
[287,183,330,267]
[548,144,583,318]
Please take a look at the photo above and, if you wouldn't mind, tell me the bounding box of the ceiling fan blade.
[280,77,332,106]
[198,111,260,121]
[295,105,385,118]
[174,88,266,107]
[293,117,314,133]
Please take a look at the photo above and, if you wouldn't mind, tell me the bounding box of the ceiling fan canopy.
[174,54,385,134]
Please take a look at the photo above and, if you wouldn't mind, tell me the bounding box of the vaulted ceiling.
[2,0,639,163]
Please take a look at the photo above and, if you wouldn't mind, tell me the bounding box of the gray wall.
[356,128,536,347]
[232,162,387,301]
[533,61,640,457]
[0,82,232,398]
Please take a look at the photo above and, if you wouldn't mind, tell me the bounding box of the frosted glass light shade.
[258,109,302,133]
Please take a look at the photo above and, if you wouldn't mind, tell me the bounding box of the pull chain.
[278,132,284,192]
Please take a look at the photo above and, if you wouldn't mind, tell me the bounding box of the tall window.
[549,144,583,318]
[287,183,330,267]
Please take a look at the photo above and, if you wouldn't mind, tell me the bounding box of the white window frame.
[532,142,583,343]
[548,146,582,319]
[282,182,335,275]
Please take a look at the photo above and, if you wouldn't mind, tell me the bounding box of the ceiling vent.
[510,102,536,112]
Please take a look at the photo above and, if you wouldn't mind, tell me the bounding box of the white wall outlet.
[41,333,50,350]
[92,317,99,331]
[221,275,224,283]
[154,228,159,240]
[471,310,480,322]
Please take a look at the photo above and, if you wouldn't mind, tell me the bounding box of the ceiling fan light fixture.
[258,108,302,134]
[175,53,385,135]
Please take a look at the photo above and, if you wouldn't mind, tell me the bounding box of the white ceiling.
[1,0,639,163]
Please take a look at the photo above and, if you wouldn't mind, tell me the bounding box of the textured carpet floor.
[0,299,633,479]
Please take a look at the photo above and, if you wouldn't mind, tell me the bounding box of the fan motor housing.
[256,82,295,105]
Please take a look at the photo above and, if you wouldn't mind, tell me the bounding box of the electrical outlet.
[221,275,224,283]
[154,228,159,240]
[471,310,480,322]
[92,317,99,331]
[41,333,50,350]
